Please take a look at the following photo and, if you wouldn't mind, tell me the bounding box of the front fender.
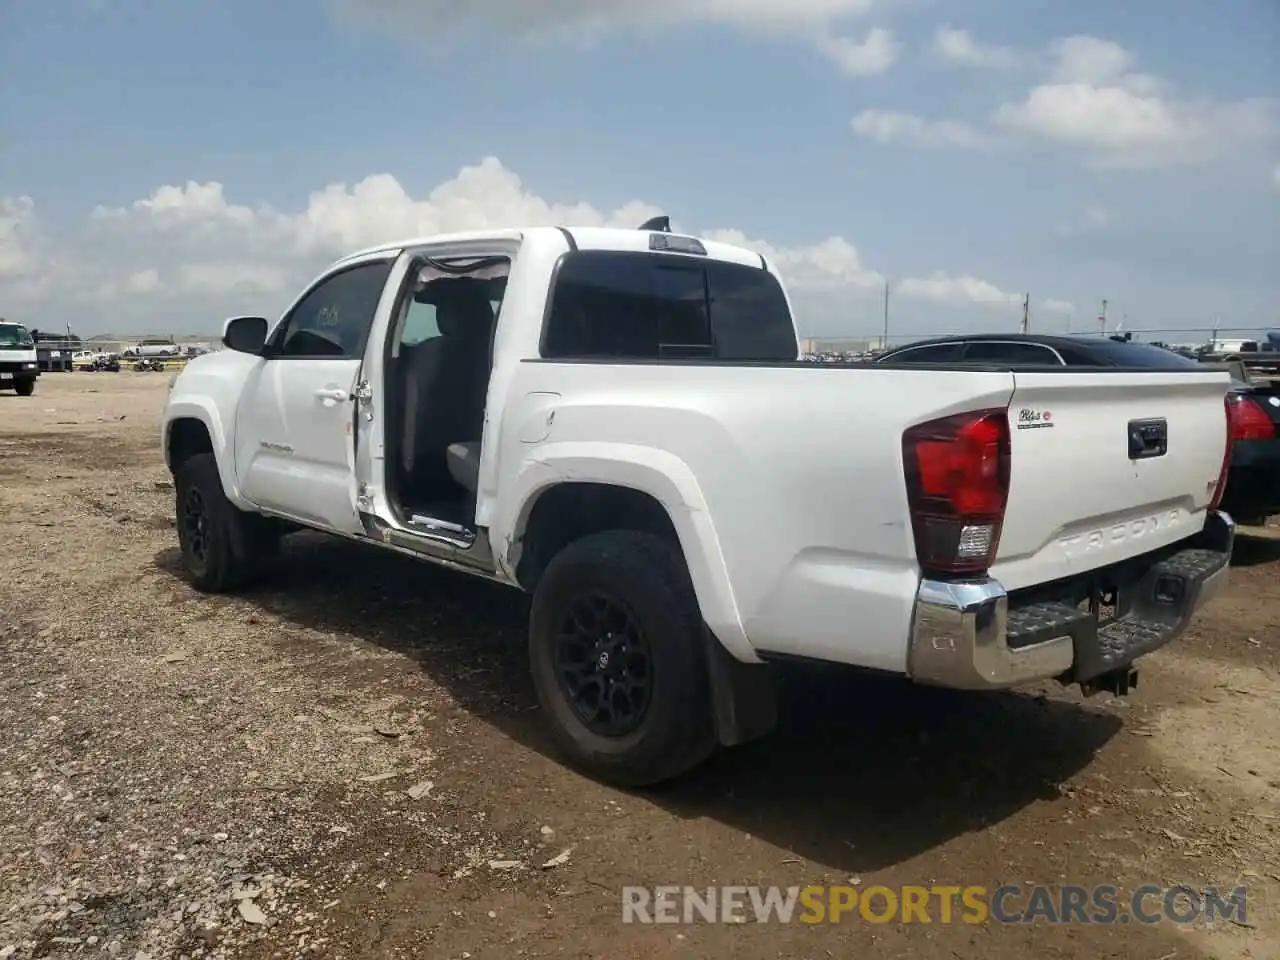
[162,397,249,510]
[499,441,757,663]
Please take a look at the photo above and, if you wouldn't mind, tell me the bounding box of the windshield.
[0,324,35,348]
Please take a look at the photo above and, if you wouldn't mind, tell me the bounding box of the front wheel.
[529,530,717,787]
[174,453,277,592]
[14,378,35,396]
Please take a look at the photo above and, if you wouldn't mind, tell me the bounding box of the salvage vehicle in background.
[163,224,1235,787]
[878,333,1280,526]
[1199,338,1280,380]
[1218,374,1280,526]
[0,320,40,395]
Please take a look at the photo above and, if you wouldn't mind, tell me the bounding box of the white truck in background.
[0,321,40,395]
[161,221,1236,786]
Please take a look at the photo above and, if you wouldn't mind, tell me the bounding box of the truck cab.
[0,321,40,396]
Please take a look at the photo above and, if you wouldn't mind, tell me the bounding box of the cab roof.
[333,225,770,272]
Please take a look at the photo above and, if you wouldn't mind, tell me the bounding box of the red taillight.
[1212,393,1275,508]
[1228,394,1275,441]
[903,409,1011,577]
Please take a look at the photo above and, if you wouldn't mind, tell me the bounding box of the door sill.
[406,513,475,545]
[361,513,495,572]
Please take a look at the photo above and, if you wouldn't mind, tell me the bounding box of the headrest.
[418,278,493,338]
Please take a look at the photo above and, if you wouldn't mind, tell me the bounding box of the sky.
[0,0,1277,343]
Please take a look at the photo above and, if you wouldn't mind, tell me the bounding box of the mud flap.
[704,630,777,747]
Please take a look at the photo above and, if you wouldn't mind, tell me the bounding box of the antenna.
[638,215,671,233]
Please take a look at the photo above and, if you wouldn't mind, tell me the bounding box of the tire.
[14,378,34,397]
[529,530,717,787]
[174,453,276,592]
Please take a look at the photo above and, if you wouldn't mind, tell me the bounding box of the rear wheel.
[14,378,34,396]
[529,530,716,787]
[175,453,277,592]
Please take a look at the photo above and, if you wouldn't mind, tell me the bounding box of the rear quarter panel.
[493,361,1017,671]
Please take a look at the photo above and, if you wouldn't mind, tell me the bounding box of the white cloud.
[1049,35,1130,85]
[333,0,894,77]
[932,25,1017,68]
[330,0,877,39]
[996,35,1278,168]
[704,229,882,288]
[896,273,1023,307]
[10,157,989,335]
[1056,203,1113,237]
[851,109,987,148]
[0,196,41,282]
[816,27,898,76]
[893,277,1071,317]
[98,268,161,300]
[1080,204,1111,229]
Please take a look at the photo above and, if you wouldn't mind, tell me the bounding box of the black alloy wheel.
[181,486,209,566]
[554,590,653,737]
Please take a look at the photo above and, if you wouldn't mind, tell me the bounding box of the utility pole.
[1020,293,1030,334]
[881,281,890,350]
[1098,298,1108,336]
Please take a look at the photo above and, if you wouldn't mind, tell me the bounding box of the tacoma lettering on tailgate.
[1057,509,1183,559]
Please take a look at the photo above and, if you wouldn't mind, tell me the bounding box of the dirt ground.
[1,374,1277,960]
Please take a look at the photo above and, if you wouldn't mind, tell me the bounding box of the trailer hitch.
[1081,666,1139,698]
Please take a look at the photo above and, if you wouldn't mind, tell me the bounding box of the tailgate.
[992,370,1230,590]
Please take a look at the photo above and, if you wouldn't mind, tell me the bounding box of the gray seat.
[446,442,481,493]
[399,279,495,495]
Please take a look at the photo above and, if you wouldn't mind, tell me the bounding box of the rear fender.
[501,441,757,663]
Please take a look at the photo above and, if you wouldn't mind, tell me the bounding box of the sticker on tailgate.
[1016,408,1054,430]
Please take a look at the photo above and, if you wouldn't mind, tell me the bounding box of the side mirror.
[222,316,268,355]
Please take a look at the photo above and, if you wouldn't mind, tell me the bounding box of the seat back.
[400,279,495,490]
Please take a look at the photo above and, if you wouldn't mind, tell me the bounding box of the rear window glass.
[1081,340,1202,369]
[542,251,797,361]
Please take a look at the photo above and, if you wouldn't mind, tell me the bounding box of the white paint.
[163,225,1233,676]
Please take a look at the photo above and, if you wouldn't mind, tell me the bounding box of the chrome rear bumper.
[907,511,1235,691]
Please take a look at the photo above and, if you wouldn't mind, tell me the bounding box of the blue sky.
[1,0,1276,342]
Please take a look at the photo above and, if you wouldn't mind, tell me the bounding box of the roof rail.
[638,215,671,233]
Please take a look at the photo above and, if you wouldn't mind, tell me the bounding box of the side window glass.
[400,301,440,347]
[962,341,1059,364]
[275,260,393,359]
[543,252,712,359]
[885,343,963,363]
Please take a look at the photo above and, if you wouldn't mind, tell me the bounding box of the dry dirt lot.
[1,374,1278,960]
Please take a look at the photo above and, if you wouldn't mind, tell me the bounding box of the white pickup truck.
[0,321,40,395]
[162,221,1236,786]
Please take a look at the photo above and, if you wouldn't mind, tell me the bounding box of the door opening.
[383,255,510,535]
